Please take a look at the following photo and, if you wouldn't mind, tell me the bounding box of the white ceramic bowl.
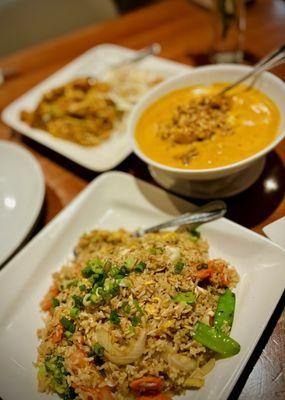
[129,64,285,198]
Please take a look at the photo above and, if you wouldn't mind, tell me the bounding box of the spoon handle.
[220,43,285,95]
[111,43,161,70]
[136,200,227,236]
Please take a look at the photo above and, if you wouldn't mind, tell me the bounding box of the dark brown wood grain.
[0,0,284,398]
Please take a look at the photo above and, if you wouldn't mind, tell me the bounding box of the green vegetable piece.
[60,317,75,333]
[72,295,83,309]
[134,261,146,273]
[189,228,201,242]
[90,291,103,304]
[125,258,135,269]
[172,291,196,304]
[194,322,240,358]
[92,342,105,357]
[214,289,236,334]
[174,261,185,273]
[109,266,120,277]
[130,315,141,326]
[121,301,131,315]
[81,264,94,278]
[51,297,60,308]
[133,300,144,315]
[65,331,73,339]
[70,307,80,319]
[196,263,208,270]
[109,310,120,325]
[79,284,86,292]
[103,278,119,295]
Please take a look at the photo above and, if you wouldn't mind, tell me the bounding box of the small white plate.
[1,44,190,171]
[0,140,45,266]
[0,171,284,400]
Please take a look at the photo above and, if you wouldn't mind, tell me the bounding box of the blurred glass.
[211,0,246,63]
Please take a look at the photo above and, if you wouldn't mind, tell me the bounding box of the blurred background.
[0,0,158,57]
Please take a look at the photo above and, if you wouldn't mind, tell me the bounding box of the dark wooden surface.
[0,0,284,398]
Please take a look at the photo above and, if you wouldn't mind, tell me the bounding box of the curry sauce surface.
[135,83,280,169]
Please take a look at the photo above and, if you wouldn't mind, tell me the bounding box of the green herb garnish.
[174,261,185,274]
[109,310,120,325]
[92,343,105,357]
[51,297,60,308]
[60,317,75,333]
[134,261,146,273]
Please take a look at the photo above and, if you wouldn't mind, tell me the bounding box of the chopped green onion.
[92,343,105,357]
[79,284,86,292]
[121,301,131,315]
[174,261,185,274]
[60,317,75,333]
[70,307,80,319]
[130,315,140,326]
[65,331,73,339]
[188,228,201,242]
[125,258,135,269]
[134,261,146,273]
[51,297,60,308]
[133,300,144,315]
[72,295,83,309]
[109,310,120,325]
[172,291,196,304]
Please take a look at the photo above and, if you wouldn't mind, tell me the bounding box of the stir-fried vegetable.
[60,317,75,333]
[70,307,80,319]
[135,261,147,273]
[51,297,60,308]
[109,310,120,325]
[214,289,235,334]
[92,342,105,357]
[188,227,201,242]
[174,261,185,274]
[43,356,76,399]
[172,292,196,304]
[193,322,240,358]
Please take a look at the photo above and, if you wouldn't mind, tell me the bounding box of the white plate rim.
[0,140,45,266]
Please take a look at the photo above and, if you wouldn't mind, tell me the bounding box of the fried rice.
[36,228,239,400]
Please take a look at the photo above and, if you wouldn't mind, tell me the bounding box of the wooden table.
[0,0,284,398]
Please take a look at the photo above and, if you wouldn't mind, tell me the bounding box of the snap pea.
[214,289,235,334]
[194,322,240,358]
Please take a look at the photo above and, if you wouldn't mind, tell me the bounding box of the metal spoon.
[109,43,161,70]
[219,43,285,95]
[135,200,227,237]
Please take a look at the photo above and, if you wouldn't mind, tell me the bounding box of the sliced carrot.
[50,324,63,343]
[130,377,163,394]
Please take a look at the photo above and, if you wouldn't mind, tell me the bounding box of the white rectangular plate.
[0,171,285,400]
[1,44,190,171]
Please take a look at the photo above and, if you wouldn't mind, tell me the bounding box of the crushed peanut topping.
[157,95,233,165]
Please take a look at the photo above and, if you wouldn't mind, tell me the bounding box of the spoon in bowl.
[219,43,285,96]
[134,200,227,237]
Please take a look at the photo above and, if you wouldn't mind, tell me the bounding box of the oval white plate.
[0,141,45,265]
